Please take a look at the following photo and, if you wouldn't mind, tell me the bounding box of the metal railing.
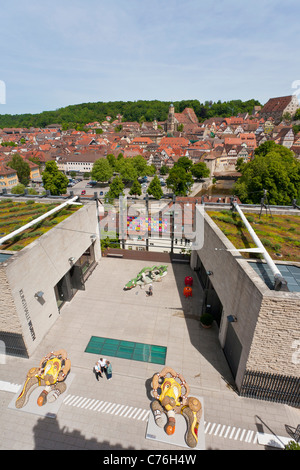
[240,370,300,406]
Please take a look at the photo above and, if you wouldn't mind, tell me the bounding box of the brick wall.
[247,296,300,376]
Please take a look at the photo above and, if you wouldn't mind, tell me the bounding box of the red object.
[183,286,192,298]
[185,276,193,286]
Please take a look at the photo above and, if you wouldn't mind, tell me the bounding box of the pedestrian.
[93,361,102,381]
[146,284,153,297]
[99,357,107,375]
[105,360,112,380]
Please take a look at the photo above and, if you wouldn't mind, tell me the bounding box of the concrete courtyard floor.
[0,257,299,451]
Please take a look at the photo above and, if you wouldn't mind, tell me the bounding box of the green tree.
[175,156,193,172]
[294,108,300,120]
[7,154,31,186]
[91,158,113,182]
[147,175,163,199]
[106,176,124,202]
[131,155,149,177]
[160,165,168,175]
[42,161,69,195]
[129,179,142,196]
[166,166,193,196]
[119,160,138,183]
[191,162,210,180]
[234,144,300,205]
[106,154,116,169]
[235,157,247,173]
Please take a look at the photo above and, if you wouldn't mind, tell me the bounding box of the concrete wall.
[191,212,300,390]
[1,201,101,357]
[0,264,22,334]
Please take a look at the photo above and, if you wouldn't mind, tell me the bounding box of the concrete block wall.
[2,201,101,357]
[247,295,300,376]
[192,211,300,390]
[0,265,22,334]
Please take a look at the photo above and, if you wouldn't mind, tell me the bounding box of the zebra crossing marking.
[62,393,259,444]
[0,383,261,445]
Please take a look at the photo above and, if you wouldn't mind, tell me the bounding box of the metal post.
[232,201,289,291]
[170,195,176,254]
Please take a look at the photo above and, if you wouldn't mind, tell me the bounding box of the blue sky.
[0,0,299,115]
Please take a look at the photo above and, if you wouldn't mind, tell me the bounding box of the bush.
[285,440,300,450]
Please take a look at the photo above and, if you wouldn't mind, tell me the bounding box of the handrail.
[0,196,80,246]
[231,201,289,292]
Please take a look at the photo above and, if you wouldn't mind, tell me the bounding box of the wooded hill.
[0,98,261,129]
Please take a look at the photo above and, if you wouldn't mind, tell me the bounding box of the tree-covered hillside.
[0,98,262,129]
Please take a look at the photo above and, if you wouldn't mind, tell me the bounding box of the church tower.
[166,103,176,134]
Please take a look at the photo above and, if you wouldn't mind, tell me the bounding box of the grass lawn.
[0,199,80,251]
[207,210,300,262]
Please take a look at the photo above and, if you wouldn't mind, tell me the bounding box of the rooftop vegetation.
[0,199,80,251]
[207,210,300,262]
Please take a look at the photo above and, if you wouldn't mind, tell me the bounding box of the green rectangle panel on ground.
[85,336,166,365]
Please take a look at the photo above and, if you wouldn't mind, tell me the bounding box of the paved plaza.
[0,257,299,451]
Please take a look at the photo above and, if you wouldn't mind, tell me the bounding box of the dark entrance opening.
[223,322,242,379]
[194,254,223,326]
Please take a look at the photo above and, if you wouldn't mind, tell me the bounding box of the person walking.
[99,357,107,375]
[93,361,102,380]
[105,361,112,380]
[146,284,153,297]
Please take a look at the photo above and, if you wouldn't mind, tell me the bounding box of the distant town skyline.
[0,0,300,115]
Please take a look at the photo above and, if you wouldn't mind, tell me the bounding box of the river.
[195,179,236,198]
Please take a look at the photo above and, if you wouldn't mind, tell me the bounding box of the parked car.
[81,190,86,195]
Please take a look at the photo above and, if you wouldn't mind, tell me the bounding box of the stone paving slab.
[0,258,299,451]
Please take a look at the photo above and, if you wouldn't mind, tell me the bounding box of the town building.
[260,95,300,123]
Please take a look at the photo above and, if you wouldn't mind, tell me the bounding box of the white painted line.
[115,405,125,416]
[93,401,104,411]
[74,397,87,407]
[59,389,261,445]
[81,398,92,408]
[209,423,216,435]
[89,400,100,411]
[67,395,80,406]
[119,405,129,417]
[123,406,134,418]
[0,381,21,393]
[99,402,112,413]
[76,398,91,408]
[245,430,254,443]
[204,422,211,433]
[97,402,108,412]
[63,394,73,404]
[219,424,226,437]
[85,399,96,410]
[142,410,150,421]
[105,403,117,413]
[214,424,221,436]
[137,409,148,421]
[224,426,231,439]
[111,404,122,415]
[132,408,143,419]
